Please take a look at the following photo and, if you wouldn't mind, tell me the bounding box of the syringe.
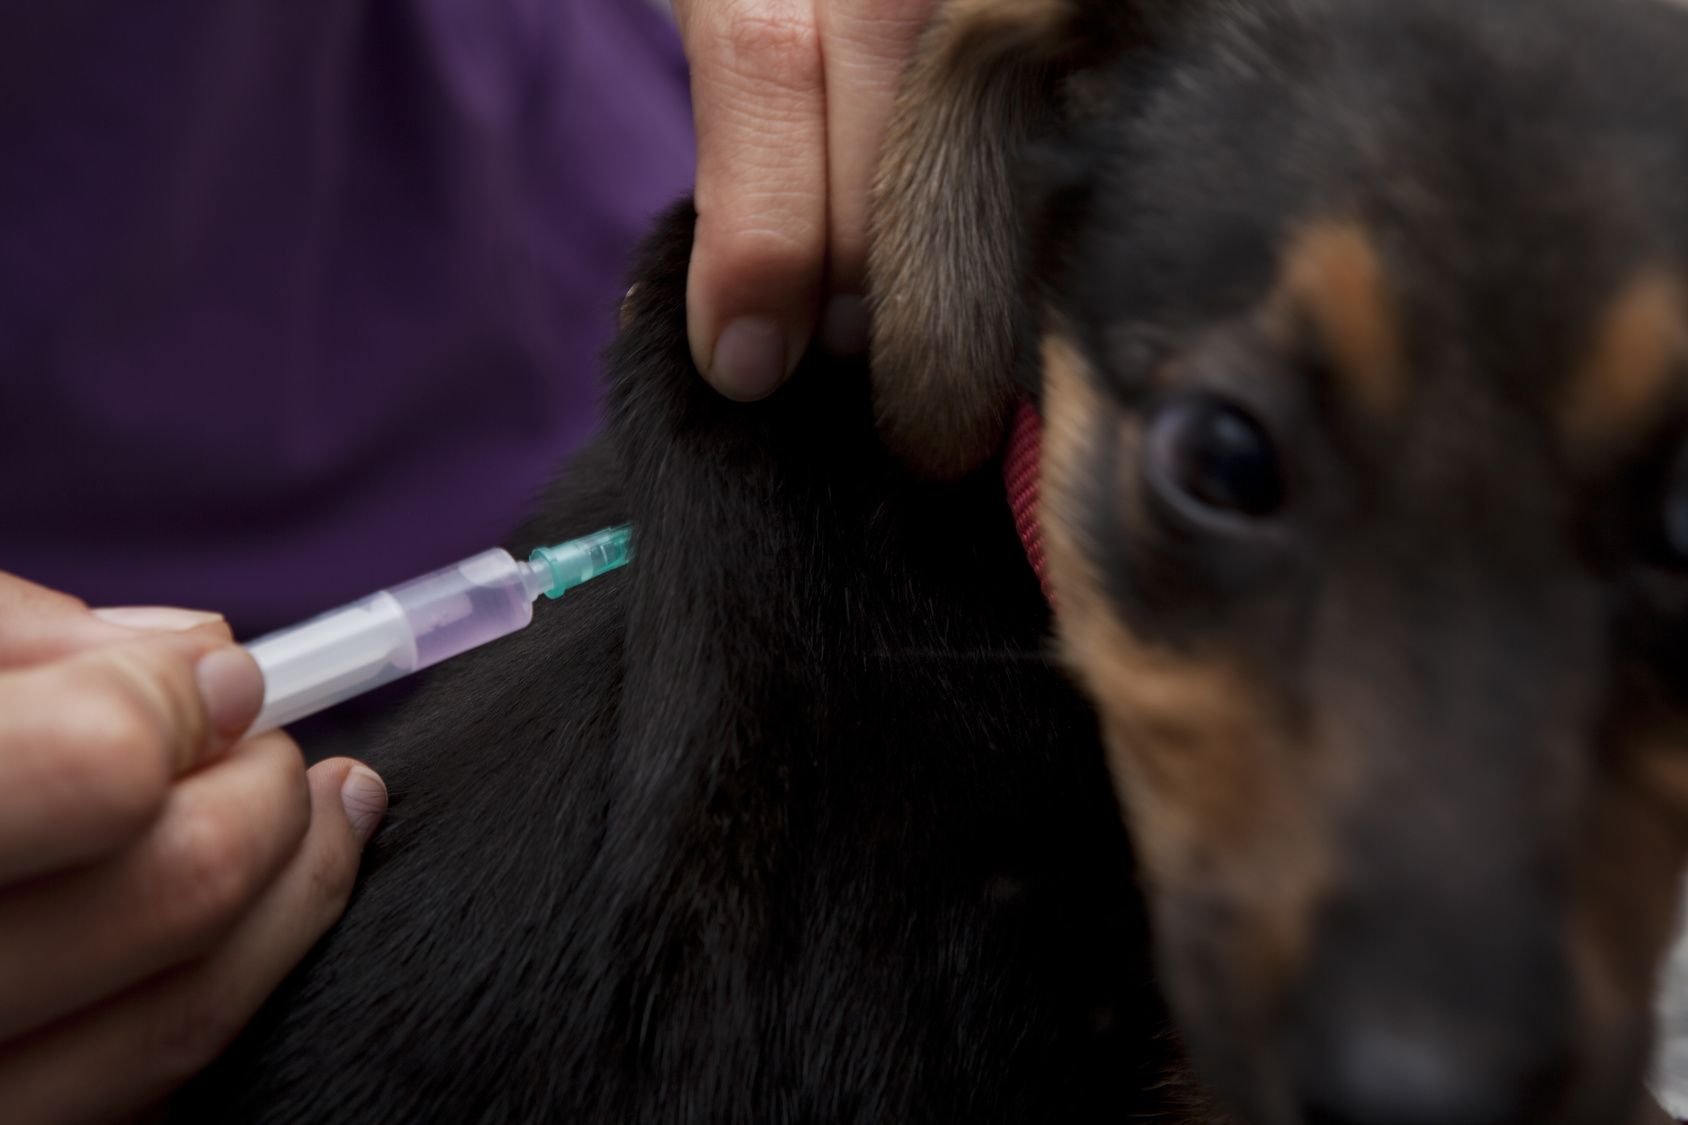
[242,526,633,735]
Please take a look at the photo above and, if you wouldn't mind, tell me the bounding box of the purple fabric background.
[0,0,695,637]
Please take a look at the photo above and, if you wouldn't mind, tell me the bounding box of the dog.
[174,0,1688,1122]
[170,206,1178,1122]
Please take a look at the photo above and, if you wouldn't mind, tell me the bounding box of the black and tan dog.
[175,0,1688,1123]
[874,0,1688,1120]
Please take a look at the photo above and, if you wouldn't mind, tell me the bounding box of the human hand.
[675,0,941,399]
[0,573,387,1122]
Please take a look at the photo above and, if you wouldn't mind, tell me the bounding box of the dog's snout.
[1298,1022,1539,1125]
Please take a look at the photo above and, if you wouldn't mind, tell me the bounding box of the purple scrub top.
[0,0,695,637]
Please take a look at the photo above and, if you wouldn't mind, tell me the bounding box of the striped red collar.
[1002,398,1052,605]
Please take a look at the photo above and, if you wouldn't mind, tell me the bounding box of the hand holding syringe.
[244,526,632,733]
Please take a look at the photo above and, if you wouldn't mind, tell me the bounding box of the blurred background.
[0,0,693,638]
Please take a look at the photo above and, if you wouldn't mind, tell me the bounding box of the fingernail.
[194,646,265,741]
[819,294,869,356]
[93,606,226,632]
[340,766,388,845]
[710,316,789,400]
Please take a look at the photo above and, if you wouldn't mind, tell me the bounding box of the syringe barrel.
[245,548,537,735]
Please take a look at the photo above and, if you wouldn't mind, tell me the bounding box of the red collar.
[1002,398,1052,605]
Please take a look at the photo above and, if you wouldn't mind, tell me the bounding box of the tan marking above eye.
[1271,221,1403,419]
[1561,270,1687,455]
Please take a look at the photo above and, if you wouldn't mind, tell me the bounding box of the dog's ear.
[866,0,1156,480]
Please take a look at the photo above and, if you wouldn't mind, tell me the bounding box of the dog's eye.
[1147,399,1284,517]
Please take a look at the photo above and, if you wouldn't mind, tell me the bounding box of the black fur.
[171,204,1181,1122]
